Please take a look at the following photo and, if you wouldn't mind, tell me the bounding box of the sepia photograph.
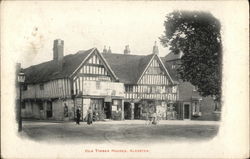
[1,1,249,158]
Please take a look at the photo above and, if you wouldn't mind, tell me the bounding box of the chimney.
[107,46,112,54]
[124,45,130,54]
[53,39,64,61]
[103,45,108,53]
[152,41,159,55]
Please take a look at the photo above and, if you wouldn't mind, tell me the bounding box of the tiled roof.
[103,53,154,84]
[23,48,94,84]
[164,52,181,61]
[24,49,177,86]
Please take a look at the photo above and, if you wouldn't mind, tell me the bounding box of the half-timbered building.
[21,39,219,121]
[103,45,179,120]
[22,39,124,121]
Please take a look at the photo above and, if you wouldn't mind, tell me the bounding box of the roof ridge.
[24,48,95,70]
[104,52,151,57]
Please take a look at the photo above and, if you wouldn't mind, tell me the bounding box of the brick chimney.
[107,46,112,54]
[53,39,64,61]
[103,45,108,53]
[124,45,130,55]
[53,39,64,71]
[152,41,159,55]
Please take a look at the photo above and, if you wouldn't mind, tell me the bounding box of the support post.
[121,99,124,120]
[18,85,22,132]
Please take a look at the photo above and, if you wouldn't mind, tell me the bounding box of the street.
[21,120,220,144]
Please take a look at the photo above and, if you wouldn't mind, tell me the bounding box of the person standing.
[76,108,80,125]
[87,106,93,125]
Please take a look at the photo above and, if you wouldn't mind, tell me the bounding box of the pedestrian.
[76,108,80,125]
[152,112,157,125]
[87,106,93,125]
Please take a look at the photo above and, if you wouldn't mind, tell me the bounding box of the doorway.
[124,102,131,119]
[184,104,190,119]
[134,103,141,119]
[104,102,111,119]
[46,101,53,118]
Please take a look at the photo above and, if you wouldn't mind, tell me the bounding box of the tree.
[160,11,222,101]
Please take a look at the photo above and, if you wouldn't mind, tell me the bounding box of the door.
[46,101,53,118]
[184,104,190,119]
[124,102,131,119]
[91,99,104,121]
[134,103,141,119]
[104,102,111,119]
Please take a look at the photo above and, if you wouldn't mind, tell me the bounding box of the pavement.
[21,120,220,144]
[23,119,220,125]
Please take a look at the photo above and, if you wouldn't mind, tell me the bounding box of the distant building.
[161,51,221,121]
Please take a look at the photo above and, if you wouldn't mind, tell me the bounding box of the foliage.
[160,11,222,100]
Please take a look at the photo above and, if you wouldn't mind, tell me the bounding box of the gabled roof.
[24,48,95,84]
[103,53,153,84]
[103,53,175,85]
[24,48,179,85]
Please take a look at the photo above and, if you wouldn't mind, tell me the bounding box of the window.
[125,85,133,92]
[147,86,152,93]
[192,102,201,116]
[89,57,93,64]
[39,84,44,90]
[151,86,156,93]
[23,85,28,91]
[38,102,43,110]
[172,86,177,93]
[93,55,96,64]
[193,85,198,91]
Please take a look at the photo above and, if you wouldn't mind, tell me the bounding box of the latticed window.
[125,85,133,92]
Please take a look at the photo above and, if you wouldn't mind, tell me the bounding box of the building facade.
[103,51,178,120]
[22,39,124,121]
[20,39,220,121]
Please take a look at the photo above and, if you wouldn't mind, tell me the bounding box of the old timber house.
[20,39,220,121]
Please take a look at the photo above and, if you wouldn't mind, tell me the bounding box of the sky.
[2,1,226,68]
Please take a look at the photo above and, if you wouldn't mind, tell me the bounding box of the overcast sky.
[2,1,227,68]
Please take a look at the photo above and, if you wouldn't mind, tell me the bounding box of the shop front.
[124,99,169,120]
[74,80,124,121]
